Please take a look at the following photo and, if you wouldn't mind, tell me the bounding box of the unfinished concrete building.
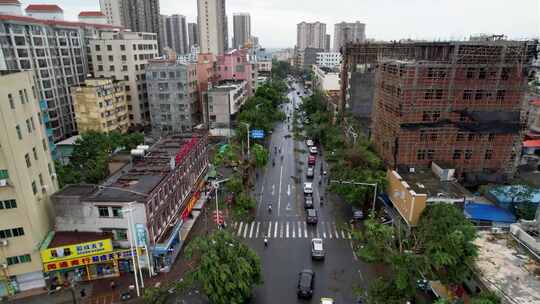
[367,39,537,184]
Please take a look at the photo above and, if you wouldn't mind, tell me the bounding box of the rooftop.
[397,166,471,200]
[86,135,201,203]
[49,231,113,248]
[0,13,121,29]
[0,0,20,4]
[25,4,63,12]
[464,202,516,224]
[55,135,81,146]
[474,232,540,304]
[79,11,105,17]
[210,80,246,92]
[53,184,97,197]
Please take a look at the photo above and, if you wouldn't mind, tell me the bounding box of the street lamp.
[119,203,142,297]
[212,178,231,228]
[330,180,378,212]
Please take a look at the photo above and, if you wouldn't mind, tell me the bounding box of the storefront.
[41,238,137,287]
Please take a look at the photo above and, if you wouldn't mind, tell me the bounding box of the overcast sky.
[27,0,540,48]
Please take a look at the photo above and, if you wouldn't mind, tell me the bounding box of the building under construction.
[341,38,538,183]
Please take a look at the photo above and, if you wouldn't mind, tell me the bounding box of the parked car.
[311,238,325,260]
[306,166,314,178]
[306,139,314,147]
[303,182,313,194]
[297,269,315,298]
[309,146,318,154]
[304,195,314,209]
[306,208,318,224]
[321,298,334,304]
[308,155,316,166]
[352,208,364,221]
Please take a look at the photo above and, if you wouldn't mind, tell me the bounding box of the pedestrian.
[80,288,86,298]
[264,236,268,248]
[110,280,116,291]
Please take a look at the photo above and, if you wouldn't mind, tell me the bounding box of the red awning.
[523,139,540,148]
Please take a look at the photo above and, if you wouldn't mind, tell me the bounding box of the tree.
[184,230,262,304]
[233,192,257,220]
[225,173,243,194]
[354,216,394,263]
[471,291,501,304]
[365,277,411,304]
[416,204,478,285]
[251,144,268,168]
[487,183,537,220]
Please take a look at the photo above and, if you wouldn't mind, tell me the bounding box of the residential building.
[0,71,59,296]
[294,47,324,70]
[316,52,342,69]
[333,21,366,51]
[272,48,294,62]
[52,133,209,272]
[0,0,22,16]
[99,0,160,48]
[312,65,340,92]
[255,48,272,76]
[158,14,167,55]
[55,135,81,165]
[188,22,199,49]
[146,58,199,135]
[99,0,123,26]
[88,30,159,127]
[296,21,326,50]
[384,162,471,227]
[196,53,217,123]
[0,14,120,141]
[205,80,248,136]
[161,14,189,55]
[232,13,250,49]
[325,34,331,52]
[216,48,255,95]
[24,4,63,21]
[370,40,536,181]
[71,78,129,134]
[197,0,227,55]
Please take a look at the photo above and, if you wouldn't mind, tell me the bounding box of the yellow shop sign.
[41,239,113,263]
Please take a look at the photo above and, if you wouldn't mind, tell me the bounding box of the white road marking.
[278,166,283,216]
[271,184,275,196]
[280,222,284,238]
[327,222,333,239]
[334,222,340,239]
[237,222,243,237]
[256,222,260,238]
[292,222,296,238]
[267,222,272,238]
[303,221,308,238]
[274,221,278,238]
[249,222,255,238]
[341,229,346,239]
[286,222,289,238]
[297,221,302,237]
[316,227,320,238]
[350,241,358,261]
[322,223,326,238]
[287,184,291,196]
[243,223,249,238]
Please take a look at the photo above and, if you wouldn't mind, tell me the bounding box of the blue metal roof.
[464,203,517,223]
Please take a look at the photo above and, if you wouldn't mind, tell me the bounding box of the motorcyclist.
[272,159,275,167]
[264,236,268,247]
[268,203,272,213]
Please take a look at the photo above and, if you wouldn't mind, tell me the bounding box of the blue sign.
[250,129,265,139]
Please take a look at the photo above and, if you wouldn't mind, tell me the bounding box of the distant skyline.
[22,0,540,48]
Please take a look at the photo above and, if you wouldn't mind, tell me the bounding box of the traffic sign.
[213,210,224,224]
[250,129,265,139]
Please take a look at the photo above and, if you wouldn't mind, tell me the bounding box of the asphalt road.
[230,80,379,304]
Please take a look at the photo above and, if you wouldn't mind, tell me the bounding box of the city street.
[229,80,377,303]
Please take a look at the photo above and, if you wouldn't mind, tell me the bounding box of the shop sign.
[181,191,200,219]
[135,223,148,247]
[43,249,135,272]
[41,239,113,263]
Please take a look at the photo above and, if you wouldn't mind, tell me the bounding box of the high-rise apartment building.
[325,34,331,52]
[162,15,189,55]
[296,22,326,50]
[333,21,365,52]
[89,31,159,127]
[0,15,120,141]
[158,14,168,54]
[99,0,160,47]
[233,13,251,49]
[71,78,129,134]
[188,22,199,49]
[197,0,228,55]
[0,71,59,296]
[146,58,199,135]
[370,40,535,181]
[99,0,123,26]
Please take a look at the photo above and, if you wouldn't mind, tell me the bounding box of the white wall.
[26,12,64,21]
[0,4,22,16]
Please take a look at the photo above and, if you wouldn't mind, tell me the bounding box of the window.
[475,90,483,100]
[109,65,115,71]
[488,133,495,142]
[485,149,493,160]
[25,153,31,168]
[0,227,24,239]
[466,67,475,79]
[0,199,17,209]
[32,147,38,160]
[96,55,102,61]
[453,149,462,160]
[38,174,44,187]
[496,90,505,101]
[30,117,35,131]
[19,90,24,104]
[6,254,31,265]
[426,150,434,160]
[432,111,440,121]
[478,68,486,79]
[121,55,127,61]
[112,207,123,218]
[107,45,112,51]
[31,181,37,195]
[95,45,100,51]
[8,94,14,109]
[98,65,103,72]
[26,119,31,133]
[417,149,426,160]
[98,206,110,217]
[435,89,443,99]
[465,150,473,160]
[456,132,465,141]
[120,44,125,51]
[12,227,24,237]
[424,89,434,99]
[103,228,128,241]
[108,55,114,62]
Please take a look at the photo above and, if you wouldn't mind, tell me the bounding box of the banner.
[41,239,113,263]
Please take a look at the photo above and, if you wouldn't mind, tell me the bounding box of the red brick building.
[370,40,536,182]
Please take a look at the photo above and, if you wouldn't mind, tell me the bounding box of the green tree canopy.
[184,230,262,304]
[417,204,478,285]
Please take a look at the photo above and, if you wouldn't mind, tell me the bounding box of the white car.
[303,182,313,194]
[309,146,318,154]
[320,297,334,304]
[306,139,314,147]
[311,238,325,260]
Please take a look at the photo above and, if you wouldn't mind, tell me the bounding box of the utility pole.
[330,180,378,213]
[242,122,250,160]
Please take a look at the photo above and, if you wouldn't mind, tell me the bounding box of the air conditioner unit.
[0,179,7,187]
[0,239,7,246]
[0,263,7,269]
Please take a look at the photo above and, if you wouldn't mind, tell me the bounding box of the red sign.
[175,137,199,165]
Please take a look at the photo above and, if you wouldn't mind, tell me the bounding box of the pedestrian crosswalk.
[231,221,353,240]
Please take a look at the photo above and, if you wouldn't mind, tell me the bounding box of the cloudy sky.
[27,0,540,48]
